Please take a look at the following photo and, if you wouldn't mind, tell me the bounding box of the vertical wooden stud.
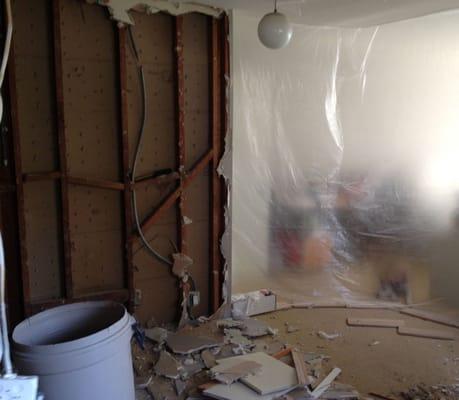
[117,26,135,311]
[52,0,73,299]
[174,16,187,254]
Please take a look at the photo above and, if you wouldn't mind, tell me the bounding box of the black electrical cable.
[127,26,172,267]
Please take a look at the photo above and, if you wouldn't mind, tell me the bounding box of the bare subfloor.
[135,306,459,399]
[257,307,459,398]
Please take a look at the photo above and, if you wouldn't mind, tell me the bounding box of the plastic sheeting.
[231,10,459,306]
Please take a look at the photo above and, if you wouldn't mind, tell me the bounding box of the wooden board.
[397,326,455,341]
[291,349,310,386]
[347,318,405,328]
[400,308,459,329]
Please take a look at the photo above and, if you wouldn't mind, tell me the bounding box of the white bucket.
[12,301,135,400]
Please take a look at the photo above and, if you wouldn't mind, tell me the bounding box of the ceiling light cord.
[274,0,278,13]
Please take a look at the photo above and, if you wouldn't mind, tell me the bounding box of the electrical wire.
[127,26,172,267]
[0,0,13,377]
[0,232,13,376]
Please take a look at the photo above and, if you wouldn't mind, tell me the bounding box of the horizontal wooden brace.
[131,148,214,243]
[23,172,125,191]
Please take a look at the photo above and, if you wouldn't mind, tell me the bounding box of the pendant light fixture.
[258,0,293,49]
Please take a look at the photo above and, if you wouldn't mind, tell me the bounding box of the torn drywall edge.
[216,11,233,319]
[88,0,223,25]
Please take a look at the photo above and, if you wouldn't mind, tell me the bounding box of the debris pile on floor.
[133,315,360,400]
[400,384,459,400]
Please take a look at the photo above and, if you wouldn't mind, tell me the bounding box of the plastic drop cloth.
[231,10,459,306]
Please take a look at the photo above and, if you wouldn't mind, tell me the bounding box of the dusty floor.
[135,305,459,399]
[257,307,459,398]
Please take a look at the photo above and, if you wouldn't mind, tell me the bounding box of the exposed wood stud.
[6,43,31,312]
[67,176,125,191]
[133,149,214,243]
[174,16,187,254]
[118,26,135,311]
[23,171,61,182]
[52,0,73,299]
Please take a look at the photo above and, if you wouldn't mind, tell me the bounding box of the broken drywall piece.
[217,319,245,330]
[241,319,274,338]
[211,360,262,385]
[321,383,360,399]
[183,216,193,225]
[91,0,223,25]
[203,382,293,400]
[216,352,297,395]
[172,253,193,278]
[232,290,277,319]
[135,375,152,390]
[317,331,341,340]
[311,368,342,399]
[167,332,221,354]
[346,318,404,328]
[154,351,183,379]
[145,327,168,344]
[223,328,253,348]
[175,379,187,396]
[201,349,217,369]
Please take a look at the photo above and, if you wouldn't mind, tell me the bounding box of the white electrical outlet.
[0,375,39,400]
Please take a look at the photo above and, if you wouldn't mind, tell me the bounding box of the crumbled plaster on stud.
[216,14,233,318]
[89,0,223,25]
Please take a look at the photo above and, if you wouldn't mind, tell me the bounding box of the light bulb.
[258,11,293,49]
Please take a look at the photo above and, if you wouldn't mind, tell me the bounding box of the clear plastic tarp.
[231,10,459,306]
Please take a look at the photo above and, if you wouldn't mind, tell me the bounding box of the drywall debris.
[154,351,183,379]
[201,349,217,369]
[216,319,244,330]
[135,375,152,390]
[211,360,262,385]
[286,323,300,334]
[317,331,341,340]
[167,332,221,355]
[397,326,455,341]
[203,381,293,400]
[311,368,342,399]
[175,379,187,396]
[223,328,253,348]
[145,327,168,344]
[172,253,193,278]
[183,216,193,225]
[400,384,459,400]
[347,318,404,328]
[369,340,381,347]
[242,318,275,338]
[182,358,204,378]
[92,0,223,25]
[232,290,277,319]
[216,352,297,395]
[321,383,359,399]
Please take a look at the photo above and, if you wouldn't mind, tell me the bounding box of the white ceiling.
[188,0,459,27]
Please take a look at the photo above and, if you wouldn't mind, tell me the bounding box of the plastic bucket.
[12,301,135,400]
